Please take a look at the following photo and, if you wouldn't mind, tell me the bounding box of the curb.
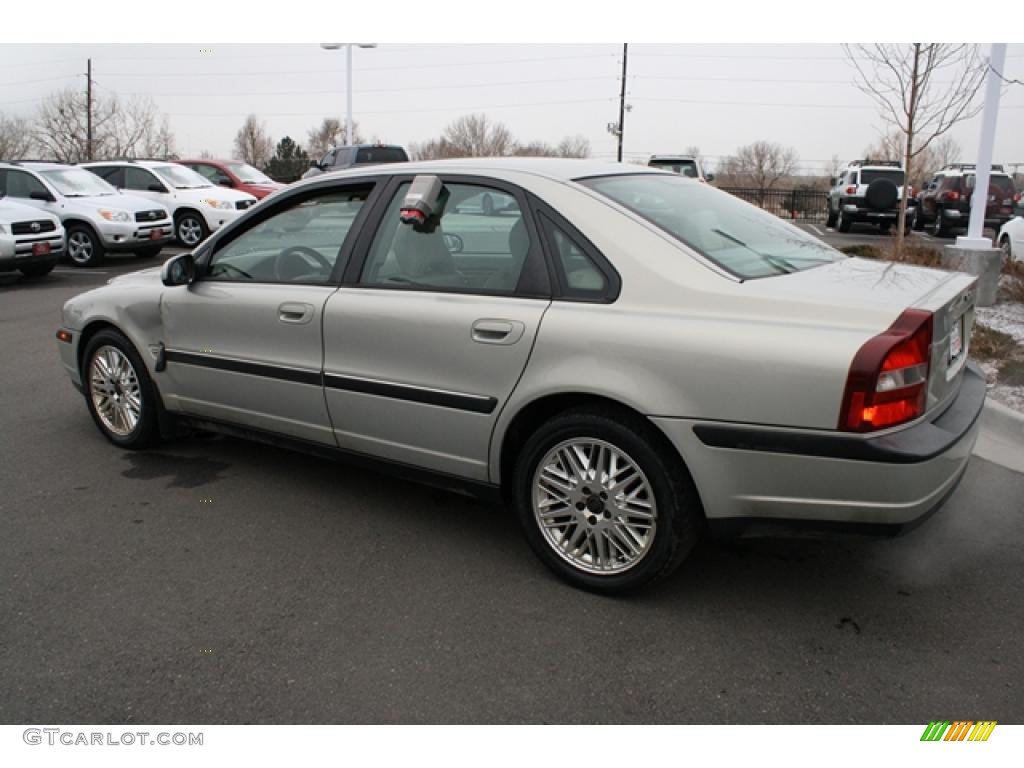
[974,398,1024,474]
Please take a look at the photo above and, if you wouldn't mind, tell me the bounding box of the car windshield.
[224,162,273,184]
[860,169,905,185]
[580,174,844,280]
[649,159,700,178]
[39,168,117,197]
[153,164,213,189]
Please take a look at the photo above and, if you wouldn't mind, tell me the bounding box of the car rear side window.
[538,214,609,299]
[124,167,162,192]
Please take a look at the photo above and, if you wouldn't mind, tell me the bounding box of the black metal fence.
[718,186,828,222]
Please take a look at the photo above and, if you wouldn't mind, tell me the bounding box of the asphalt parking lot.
[1,250,1022,725]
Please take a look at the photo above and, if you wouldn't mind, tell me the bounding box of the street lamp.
[320,43,377,146]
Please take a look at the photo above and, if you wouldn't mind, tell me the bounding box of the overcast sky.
[1,42,1022,172]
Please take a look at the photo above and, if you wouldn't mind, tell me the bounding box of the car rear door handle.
[278,302,314,325]
[471,318,525,345]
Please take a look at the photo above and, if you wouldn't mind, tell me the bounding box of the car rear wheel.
[175,212,209,248]
[66,225,105,268]
[911,206,925,231]
[82,329,160,449]
[825,203,838,228]
[933,210,950,238]
[837,209,852,233]
[514,406,702,593]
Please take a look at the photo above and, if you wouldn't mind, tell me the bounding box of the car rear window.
[649,159,699,178]
[579,174,843,280]
[860,169,905,185]
[354,147,408,164]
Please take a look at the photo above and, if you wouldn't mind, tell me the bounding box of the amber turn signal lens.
[56,329,73,343]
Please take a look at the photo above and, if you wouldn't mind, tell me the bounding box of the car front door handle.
[278,302,314,325]
[471,318,525,345]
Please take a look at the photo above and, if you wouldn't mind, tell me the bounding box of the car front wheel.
[175,212,209,248]
[82,329,160,448]
[66,225,105,267]
[514,406,702,593]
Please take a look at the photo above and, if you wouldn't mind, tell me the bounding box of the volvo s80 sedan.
[56,159,985,593]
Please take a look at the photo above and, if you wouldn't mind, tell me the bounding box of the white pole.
[958,43,1007,248]
[345,44,354,147]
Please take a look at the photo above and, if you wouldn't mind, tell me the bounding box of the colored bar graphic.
[920,720,996,742]
[921,722,950,741]
[968,721,997,741]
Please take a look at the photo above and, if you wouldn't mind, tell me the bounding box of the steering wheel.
[273,246,334,282]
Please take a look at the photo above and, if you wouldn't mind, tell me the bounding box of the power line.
[164,97,614,118]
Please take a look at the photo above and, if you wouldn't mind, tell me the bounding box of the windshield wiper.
[712,228,797,275]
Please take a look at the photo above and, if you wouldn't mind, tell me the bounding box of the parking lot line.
[809,225,825,236]
[53,269,109,275]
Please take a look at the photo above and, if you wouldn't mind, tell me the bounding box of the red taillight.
[943,190,960,202]
[1014,192,1021,203]
[839,309,933,432]
[846,185,857,195]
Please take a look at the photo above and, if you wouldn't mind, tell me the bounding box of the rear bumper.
[653,363,986,534]
[841,203,908,221]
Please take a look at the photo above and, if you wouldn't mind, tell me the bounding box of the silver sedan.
[56,159,984,593]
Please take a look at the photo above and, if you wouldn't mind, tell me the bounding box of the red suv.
[912,163,1020,237]
[178,159,285,200]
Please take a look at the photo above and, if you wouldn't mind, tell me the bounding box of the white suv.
[826,159,909,233]
[0,196,64,277]
[0,162,173,268]
[647,155,713,182]
[82,160,258,248]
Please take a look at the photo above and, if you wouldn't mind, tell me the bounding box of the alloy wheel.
[532,438,657,575]
[89,346,142,436]
[178,216,203,246]
[68,231,94,265]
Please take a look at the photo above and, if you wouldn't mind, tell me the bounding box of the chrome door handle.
[278,302,314,325]
[471,318,525,345]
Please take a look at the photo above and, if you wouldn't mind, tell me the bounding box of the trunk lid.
[743,257,978,417]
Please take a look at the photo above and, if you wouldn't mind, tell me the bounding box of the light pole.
[320,43,377,146]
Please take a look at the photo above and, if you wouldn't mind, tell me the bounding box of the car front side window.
[3,170,50,199]
[206,186,372,284]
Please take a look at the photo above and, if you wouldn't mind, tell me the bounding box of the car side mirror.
[829,177,837,187]
[161,252,196,286]
[309,160,320,170]
[218,179,233,187]
[704,173,715,183]
[29,190,55,202]
[148,184,167,193]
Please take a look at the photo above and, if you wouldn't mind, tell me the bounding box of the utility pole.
[617,43,628,162]
[86,58,93,161]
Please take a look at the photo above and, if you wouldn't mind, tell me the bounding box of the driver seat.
[392,222,467,288]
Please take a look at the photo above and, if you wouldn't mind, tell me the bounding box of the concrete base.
[974,399,1024,475]
[941,244,1002,307]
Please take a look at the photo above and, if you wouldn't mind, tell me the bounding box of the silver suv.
[0,197,64,277]
[826,159,908,233]
[0,162,173,267]
[647,155,713,182]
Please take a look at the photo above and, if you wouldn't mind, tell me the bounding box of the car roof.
[297,157,662,185]
[649,155,697,161]
[0,161,69,171]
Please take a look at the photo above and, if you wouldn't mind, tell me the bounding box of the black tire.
[837,209,852,233]
[933,209,950,238]
[66,224,105,268]
[136,245,164,259]
[18,262,55,278]
[81,328,161,449]
[911,206,925,231]
[513,405,703,594]
[825,203,838,228]
[175,211,209,248]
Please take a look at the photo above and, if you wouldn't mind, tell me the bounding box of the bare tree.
[143,115,178,159]
[863,129,961,188]
[718,140,799,192]
[441,113,516,158]
[233,114,274,169]
[0,112,34,159]
[34,88,116,163]
[844,43,987,258]
[556,135,591,158]
[307,117,363,158]
[199,149,215,159]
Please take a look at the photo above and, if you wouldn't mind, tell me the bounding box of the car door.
[321,176,552,481]
[121,166,171,205]
[158,180,379,445]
